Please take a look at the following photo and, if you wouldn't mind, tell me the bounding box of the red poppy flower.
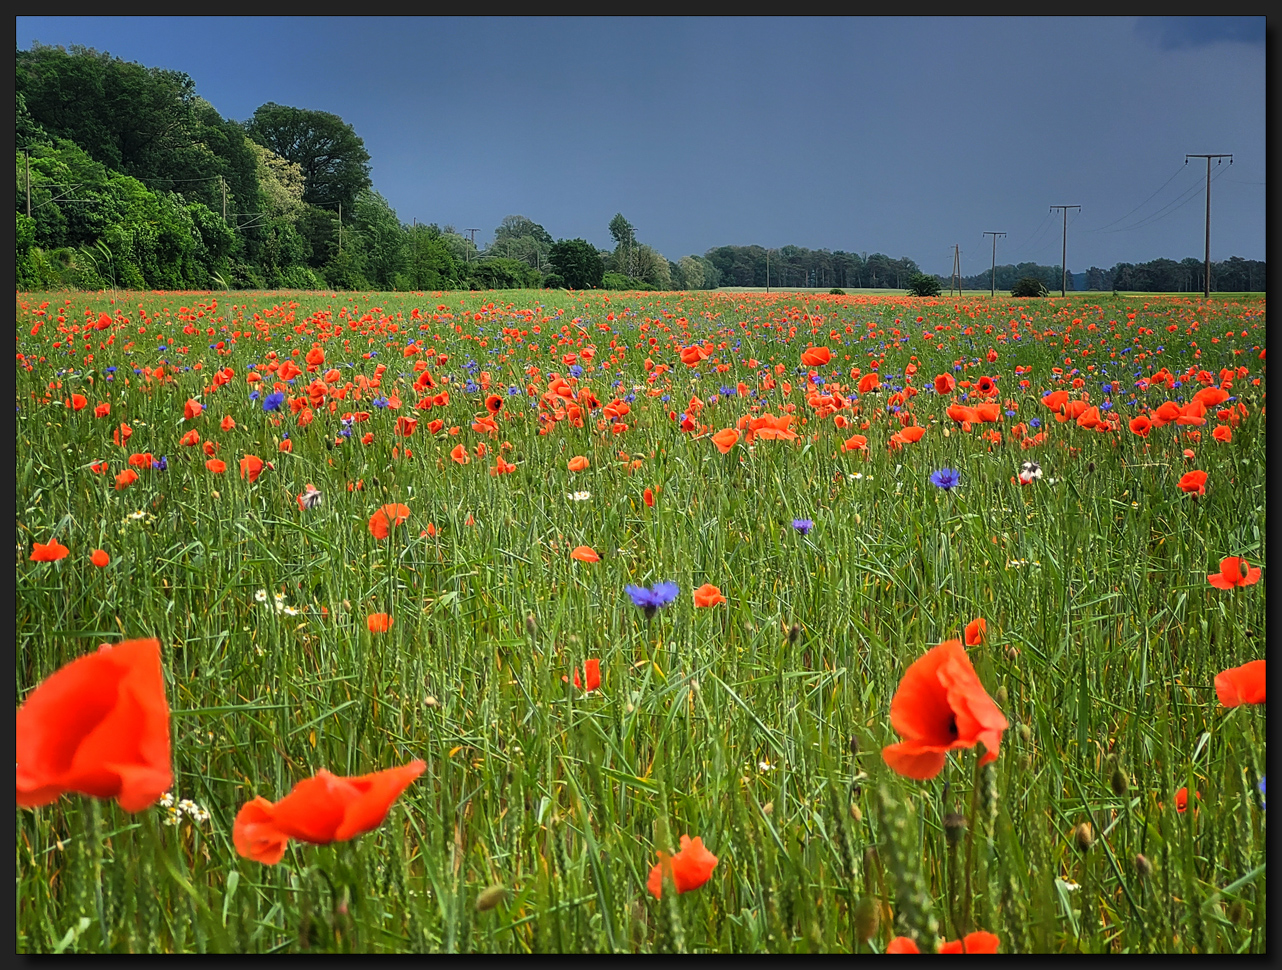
[858,373,881,394]
[30,538,70,562]
[800,346,832,367]
[369,503,411,540]
[1128,415,1151,437]
[842,434,868,452]
[643,487,655,508]
[1177,470,1207,495]
[934,374,956,395]
[366,613,393,633]
[179,429,199,447]
[711,428,740,454]
[113,422,132,447]
[646,835,718,898]
[563,658,602,693]
[964,617,987,646]
[128,452,155,469]
[17,638,172,812]
[1174,786,1200,814]
[90,549,110,568]
[69,393,88,411]
[886,937,921,953]
[569,545,600,563]
[94,402,111,418]
[898,425,925,443]
[882,639,1009,780]
[1207,556,1260,589]
[1212,425,1232,443]
[233,760,426,865]
[567,455,590,472]
[278,439,292,454]
[184,398,203,420]
[395,416,417,437]
[485,394,504,414]
[205,458,226,474]
[1214,659,1265,707]
[114,468,139,490]
[221,415,236,432]
[240,455,265,483]
[693,583,726,608]
[939,931,1001,953]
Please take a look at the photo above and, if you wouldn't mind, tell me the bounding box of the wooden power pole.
[1049,205,1081,296]
[1185,154,1232,298]
[983,232,1005,297]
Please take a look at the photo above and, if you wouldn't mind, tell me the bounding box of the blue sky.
[16,16,1266,276]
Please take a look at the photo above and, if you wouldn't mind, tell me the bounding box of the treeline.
[14,44,1266,294]
[950,256,1265,294]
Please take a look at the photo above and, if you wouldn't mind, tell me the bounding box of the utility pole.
[950,244,962,296]
[26,152,31,219]
[465,228,480,264]
[765,248,770,293]
[1186,154,1232,298]
[983,232,1005,297]
[1049,205,1081,296]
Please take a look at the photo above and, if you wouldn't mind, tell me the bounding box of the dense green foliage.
[906,273,942,297]
[1011,277,1050,298]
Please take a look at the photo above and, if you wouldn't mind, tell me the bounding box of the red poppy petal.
[334,760,427,841]
[881,739,949,780]
[233,797,290,865]
[888,641,963,744]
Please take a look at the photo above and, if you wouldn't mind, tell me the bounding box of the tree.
[906,272,941,297]
[608,213,636,276]
[632,244,671,290]
[244,102,371,211]
[348,189,406,290]
[549,238,604,290]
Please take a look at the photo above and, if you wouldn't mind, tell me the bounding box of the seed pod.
[1073,822,1094,853]
[762,801,774,816]
[1110,765,1129,797]
[943,812,968,849]
[525,613,538,637]
[995,685,1008,707]
[854,894,880,942]
[1017,723,1032,743]
[476,885,507,912]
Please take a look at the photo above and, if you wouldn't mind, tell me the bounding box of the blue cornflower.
[569,364,584,378]
[930,468,961,491]
[464,381,480,393]
[372,395,390,409]
[105,366,117,373]
[625,581,680,618]
[1259,776,1266,809]
[508,386,522,395]
[1102,383,1112,393]
[262,391,285,412]
[792,519,814,536]
[152,456,168,471]
[249,390,260,401]
[1028,417,1041,428]
[340,426,353,438]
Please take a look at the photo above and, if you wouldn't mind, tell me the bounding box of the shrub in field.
[906,272,942,297]
[1011,276,1049,297]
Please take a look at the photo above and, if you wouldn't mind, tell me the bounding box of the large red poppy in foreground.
[882,639,1009,780]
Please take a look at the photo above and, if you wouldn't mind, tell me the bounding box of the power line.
[1082,161,1197,233]
[1187,153,1233,298]
[1103,160,1232,234]
[1049,205,1080,296]
[982,232,1005,297]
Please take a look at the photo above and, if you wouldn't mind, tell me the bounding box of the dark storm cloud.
[1133,16,1265,51]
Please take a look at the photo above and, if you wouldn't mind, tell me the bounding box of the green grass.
[16,289,1266,953]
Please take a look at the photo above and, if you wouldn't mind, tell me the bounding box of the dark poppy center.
[948,714,959,739]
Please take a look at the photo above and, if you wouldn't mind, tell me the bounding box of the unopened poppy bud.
[854,894,880,942]
[788,623,802,644]
[1018,723,1032,743]
[762,801,773,816]
[943,812,968,848]
[1087,461,1095,474]
[1073,822,1094,853]
[1110,766,1129,797]
[995,685,1008,707]
[476,885,507,912]
[525,613,538,637]
[425,696,438,708]
[1134,853,1153,879]
[850,802,862,823]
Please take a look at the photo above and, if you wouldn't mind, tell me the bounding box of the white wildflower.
[568,491,591,502]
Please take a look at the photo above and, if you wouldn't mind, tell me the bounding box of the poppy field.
[15,287,1266,953]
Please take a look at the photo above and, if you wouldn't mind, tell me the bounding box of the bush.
[906,273,942,297]
[602,271,649,291]
[1011,277,1049,297]
[829,288,845,295]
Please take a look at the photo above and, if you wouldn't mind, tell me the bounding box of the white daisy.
[568,491,591,502]
[254,590,268,603]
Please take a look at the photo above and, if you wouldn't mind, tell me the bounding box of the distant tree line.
[14,44,1265,293]
[948,256,1265,294]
